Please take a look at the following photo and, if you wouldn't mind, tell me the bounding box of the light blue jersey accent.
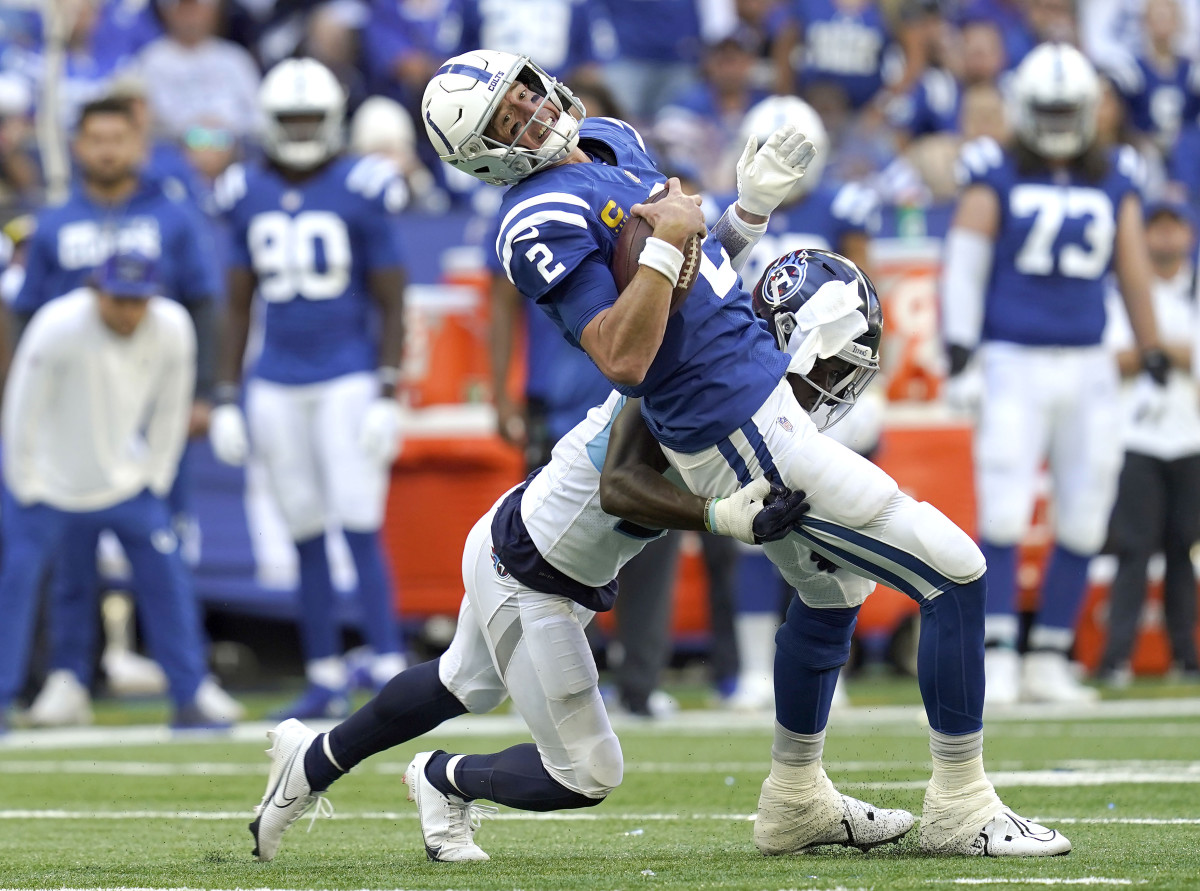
[216,156,407,385]
[585,394,627,472]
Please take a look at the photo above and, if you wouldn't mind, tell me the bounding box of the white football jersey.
[519,390,667,588]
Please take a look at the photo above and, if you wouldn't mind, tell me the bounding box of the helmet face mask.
[422,50,585,185]
[1012,42,1099,160]
[260,59,345,170]
[753,249,882,432]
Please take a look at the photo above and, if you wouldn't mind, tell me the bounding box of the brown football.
[610,189,703,314]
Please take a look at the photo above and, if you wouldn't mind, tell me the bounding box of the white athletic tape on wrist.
[639,236,685,287]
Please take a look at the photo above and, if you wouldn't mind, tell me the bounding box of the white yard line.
[0,809,1195,825]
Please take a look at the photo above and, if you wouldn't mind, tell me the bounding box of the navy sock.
[979,541,1017,623]
[773,598,858,735]
[343,530,402,656]
[305,658,467,790]
[1036,544,1092,641]
[917,576,986,735]
[295,534,339,660]
[429,743,601,811]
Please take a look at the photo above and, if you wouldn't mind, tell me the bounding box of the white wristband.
[638,236,685,287]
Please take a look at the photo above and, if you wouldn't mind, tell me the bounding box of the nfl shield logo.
[778,416,793,433]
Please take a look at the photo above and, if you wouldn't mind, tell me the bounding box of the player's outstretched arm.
[209,267,256,466]
[599,397,809,545]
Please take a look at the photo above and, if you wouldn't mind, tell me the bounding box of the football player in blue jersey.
[209,58,410,721]
[419,49,1071,856]
[940,42,1166,706]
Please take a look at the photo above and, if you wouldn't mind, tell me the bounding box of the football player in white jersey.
[940,43,1165,705]
[246,398,823,863]
[209,59,410,720]
[415,49,1073,857]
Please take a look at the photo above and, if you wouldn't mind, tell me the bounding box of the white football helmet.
[421,49,585,185]
[740,95,829,202]
[1010,42,1100,160]
[260,58,346,170]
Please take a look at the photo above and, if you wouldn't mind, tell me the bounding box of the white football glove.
[707,477,810,545]
[359,397,404,465]
[735,123,819,218]
[943,364,984,418]
[208,403,249,466]
[1130,371,1168,425]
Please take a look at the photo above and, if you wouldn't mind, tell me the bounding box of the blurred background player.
[210,58,410,720]
[1099,199,1200,685]
[940,42,1165,705]
[11,94,227,726]
[0,249,218,732]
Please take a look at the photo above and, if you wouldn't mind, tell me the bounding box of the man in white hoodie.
[0,249,219,732]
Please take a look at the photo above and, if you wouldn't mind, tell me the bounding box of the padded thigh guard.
[795,492,986,604]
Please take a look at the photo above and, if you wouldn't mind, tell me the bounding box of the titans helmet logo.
[762,259,808,307]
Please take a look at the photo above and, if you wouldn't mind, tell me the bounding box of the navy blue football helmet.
[752,248,882,431]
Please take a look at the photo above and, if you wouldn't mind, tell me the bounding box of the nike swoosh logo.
[270,747,302,809]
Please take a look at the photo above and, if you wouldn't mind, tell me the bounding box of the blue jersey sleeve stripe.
[496,191,592,252]
[499,209,591,278]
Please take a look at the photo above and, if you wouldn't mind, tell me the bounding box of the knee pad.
[775,598,858,671]
[571,732,623,799]
[888,497,986,586]
[1055,511,1109,557]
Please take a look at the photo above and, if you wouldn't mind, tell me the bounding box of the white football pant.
[439,507,623,800]
[975,343,1122,554]
[246,372,389,541]
[663,379,985,606]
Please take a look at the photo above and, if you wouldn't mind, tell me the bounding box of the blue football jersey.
[732,182,880,290]
[15,176,219,313]
[216,155,407,385]
[772,0,891,108]
[1104,54,1200,143]
[496,117,788,453]
[957,136,1144,347]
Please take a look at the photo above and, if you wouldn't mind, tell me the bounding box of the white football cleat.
[250,719,332,861]
[404,751,495,862]
[1021,651,1099,704]
[27,670,93,727]
[920,779,1070,856]
[195,676,245,723]
[965,809,1072,856]
[755,767,914,854]
[983,647,1020,706]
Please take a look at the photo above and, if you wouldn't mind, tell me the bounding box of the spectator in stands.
[885,3,960,147]
[959,17,1007,88]
[956,0,1034,70]
[1099,200,1200,686]
[361,0,451,110]
[596,0,709,124]
[137,0,262,141]
[1081,0,1200,74]
[0,73,38,214]
[1102,0,1200,156]
[441,0,616,89]
[0,249,229,733]
[769,0,895,111]
[106,72,205,202]
[653,26,771,193]
[305,2,371,112]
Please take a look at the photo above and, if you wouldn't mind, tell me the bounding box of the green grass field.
[1,679,1199,891]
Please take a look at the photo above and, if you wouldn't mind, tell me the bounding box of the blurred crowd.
[2,0,1200,227]
[1,0,1199,729]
